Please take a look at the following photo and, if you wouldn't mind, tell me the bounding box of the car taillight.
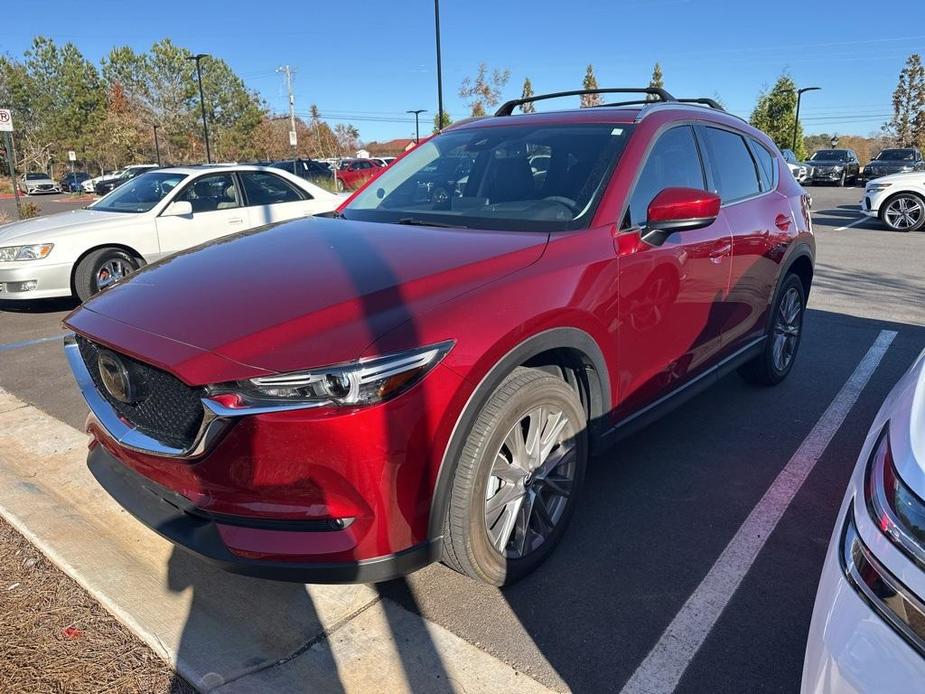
[865,427,925,567]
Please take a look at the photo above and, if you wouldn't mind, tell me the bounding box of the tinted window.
[875,149,916,161]
[92,171,187,213]
[750,140,777,191]
[628,126,705,227]
[178,173,239,213]
[701,127,761,203]
[241,172,305,205]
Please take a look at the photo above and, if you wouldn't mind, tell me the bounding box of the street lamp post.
[792,86,821,152]
[187,53,212,163]
[406,109,427,143]
[152,124,161,166]
[434,0,444,131]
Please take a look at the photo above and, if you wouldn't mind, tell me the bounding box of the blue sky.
[4,0,924,143]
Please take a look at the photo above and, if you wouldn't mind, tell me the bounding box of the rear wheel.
[738,273,806,386]
[442,367,588,586]
[880,193,925,232]
[74,248,139,302]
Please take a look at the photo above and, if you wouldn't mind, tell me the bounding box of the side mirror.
[643,187,721,245]
[161,200,193,217]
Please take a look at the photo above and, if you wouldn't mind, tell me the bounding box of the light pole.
[187,53,212,163]
[406,109,427,143]
[791,86,820,153]
[152,124,161,166]
[434,0,444,131]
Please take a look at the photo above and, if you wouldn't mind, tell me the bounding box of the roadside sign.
[68,150,77,162]
[0,109,12,132]
[289,130,298,147]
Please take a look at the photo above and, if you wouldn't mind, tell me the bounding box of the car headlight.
[900,165,914,172]
[865,426,925,563]
[0,244,54,262]
[215,341,455,408]
[867,182,892,192]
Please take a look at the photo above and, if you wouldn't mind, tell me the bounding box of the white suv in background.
[861,172,925,232]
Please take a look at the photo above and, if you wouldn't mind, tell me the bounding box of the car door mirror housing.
[162,200,193,217]
[644,187,721,241]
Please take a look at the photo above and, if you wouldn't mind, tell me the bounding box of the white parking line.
[620,329,897,694]
[833,216,869,232]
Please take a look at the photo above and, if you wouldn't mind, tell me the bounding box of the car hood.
[66,217,549,381]
[867,171,925,186]
[808,160,846,167]
[0,208,137,245]
[868,159,915,167]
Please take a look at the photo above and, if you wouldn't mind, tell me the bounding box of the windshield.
[343,123,633,231]
[810,150,847,161]
[875,149,915,161]
[90,171,188,213]
[25,172,48,180]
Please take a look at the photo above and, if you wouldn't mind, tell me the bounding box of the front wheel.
[738,273,806,386]
[442,367,588,586]
[73,248,139,302]
[880,193,925,232]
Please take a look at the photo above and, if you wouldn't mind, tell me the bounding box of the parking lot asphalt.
[1,193,91,220]
[1,184,923,692]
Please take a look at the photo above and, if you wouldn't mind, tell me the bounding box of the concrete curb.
[0,389,555,693]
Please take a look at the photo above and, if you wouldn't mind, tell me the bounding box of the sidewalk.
[0,388,555,693]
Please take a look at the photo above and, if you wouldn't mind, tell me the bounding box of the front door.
[155,172,247,256]
[614,124,732,416]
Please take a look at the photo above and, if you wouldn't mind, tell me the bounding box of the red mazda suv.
[64,88,814,586]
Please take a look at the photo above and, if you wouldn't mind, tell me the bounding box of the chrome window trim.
[64,335,324,460]
[842,507,925,657]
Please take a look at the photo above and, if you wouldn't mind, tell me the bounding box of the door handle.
[229,217,244,225]
[709,242,732,262]
[775,214,791,231]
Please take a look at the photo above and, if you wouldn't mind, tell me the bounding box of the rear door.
[154,172,246,256]
[697,126,792,354]
[238,170,326,226]
[615,124,733,415]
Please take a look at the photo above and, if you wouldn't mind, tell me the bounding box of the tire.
[738,273,806,386]
[879,192,925,232]
[73,247,139,302]
[442,367,588,586]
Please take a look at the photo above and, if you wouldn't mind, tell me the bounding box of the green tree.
[581,65,601,108]
[520,77,536,113]
[459,63,511,117]
[647,63,664,101]
[432,111,453,134]
[750,74,804,159]
[884,53,925,148]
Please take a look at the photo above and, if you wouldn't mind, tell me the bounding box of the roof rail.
[677,98,725,111]
[495,87,676,116]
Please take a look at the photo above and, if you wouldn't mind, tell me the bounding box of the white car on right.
[802,348,925,693]
[861,172,925,232]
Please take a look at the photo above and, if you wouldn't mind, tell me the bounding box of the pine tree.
[520,77,535,113]
[647,62,664,101]
[885,54,925,148]
[750,74,805,159]
[581,65,602,108]
[432,111,452,134]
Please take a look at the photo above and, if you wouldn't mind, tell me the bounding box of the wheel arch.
[70,243,147,296]
[428,327,611,539]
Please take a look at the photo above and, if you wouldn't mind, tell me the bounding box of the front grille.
[76,336,204,450]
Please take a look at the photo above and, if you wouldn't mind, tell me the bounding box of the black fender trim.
[427,327,611,539]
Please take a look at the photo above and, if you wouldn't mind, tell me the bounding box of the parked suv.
[807,149,860,186]
[64,88,814,585]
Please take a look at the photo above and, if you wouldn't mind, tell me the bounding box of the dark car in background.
[270,158,334,185]
[807,149,860,186]
[95,165,158,195]
[60,171,92,193]
[862,148,924,181]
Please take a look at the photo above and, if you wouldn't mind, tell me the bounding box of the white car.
[0,165,344,302]
[82,169,120,194]
[802,348,925,693]
[861,172,925,232]
[19,172,61,195]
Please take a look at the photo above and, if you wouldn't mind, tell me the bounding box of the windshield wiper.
[396,217,466,229]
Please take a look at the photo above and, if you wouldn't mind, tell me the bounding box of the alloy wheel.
[484,405,577,559]
[884,196,923,231]
[772,286,802,372]
[96,258,130,290]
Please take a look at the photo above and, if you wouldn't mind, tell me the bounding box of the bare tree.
[459,63,511,117]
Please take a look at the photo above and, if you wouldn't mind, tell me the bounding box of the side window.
[701,127,761,203]
[627,125,705,227]
[240,172,307,206]
[177,174,238,213]
[749,140,777,191]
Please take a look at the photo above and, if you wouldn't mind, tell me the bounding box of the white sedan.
[861,172,925,232]
[802,348,925,692]
[0,165,344,301]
